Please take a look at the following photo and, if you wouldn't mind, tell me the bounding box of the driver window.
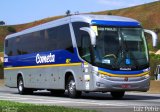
[81,35,91,63]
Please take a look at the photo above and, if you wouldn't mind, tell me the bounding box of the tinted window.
[15,30,45,55]
[5,40,8,48]
[45,27,58,51]
[5,24,73,56]
[81,34,91,63]
[5,38,14,56]
[46,24,73,52]
[72,22,89,48]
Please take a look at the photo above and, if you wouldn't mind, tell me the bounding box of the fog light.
[143,74,150,78]
[96,82,105,87]
[96,82,100,87]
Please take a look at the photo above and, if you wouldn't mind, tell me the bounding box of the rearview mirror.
[80,27,96,46]
[144,29,157,47]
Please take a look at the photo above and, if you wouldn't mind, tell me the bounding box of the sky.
[0,0,159,25]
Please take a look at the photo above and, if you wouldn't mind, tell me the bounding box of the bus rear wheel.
[67,76,81,98]
[17,76,33,95]
[111,91,125,99]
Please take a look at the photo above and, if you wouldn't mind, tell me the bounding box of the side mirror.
[80,27,96,46]
[144,29,157,47]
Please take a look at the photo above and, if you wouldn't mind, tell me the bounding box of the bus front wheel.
[111,91,125,99]
[67,76,81,98]
[17,76,33,95]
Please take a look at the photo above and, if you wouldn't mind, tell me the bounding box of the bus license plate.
[121,84,131,88]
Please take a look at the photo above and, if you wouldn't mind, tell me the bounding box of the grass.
[0,100,95,112]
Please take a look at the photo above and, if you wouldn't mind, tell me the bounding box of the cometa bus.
[4,14,157,98]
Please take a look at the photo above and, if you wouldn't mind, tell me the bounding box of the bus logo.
[36,53,55,64]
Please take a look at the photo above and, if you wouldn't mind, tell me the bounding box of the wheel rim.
[18,80,23,92]
[68,80,75,94]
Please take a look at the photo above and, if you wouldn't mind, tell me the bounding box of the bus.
[4,14,157,98]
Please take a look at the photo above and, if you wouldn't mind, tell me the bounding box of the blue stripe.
[98,67,145,75]
[91,20,140,27]
[4,48,81,67]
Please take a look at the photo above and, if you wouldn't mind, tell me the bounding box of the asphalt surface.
[0,86,160,112]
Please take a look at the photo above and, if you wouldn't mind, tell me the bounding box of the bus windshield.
[92,26,149,70]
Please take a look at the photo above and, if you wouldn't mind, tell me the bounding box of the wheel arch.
[17,72,24,87]
[64,70,76,89]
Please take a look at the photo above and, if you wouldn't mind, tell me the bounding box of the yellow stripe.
[4,62,149,78]
[98,70,149,78]
[4,63,82,70]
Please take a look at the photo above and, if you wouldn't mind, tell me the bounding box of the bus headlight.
[95,72,108,79]
[142,74,150,78]
[100,74,106,78]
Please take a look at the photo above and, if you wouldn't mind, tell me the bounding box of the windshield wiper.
[122,38,139,69]
[113,29,139,69]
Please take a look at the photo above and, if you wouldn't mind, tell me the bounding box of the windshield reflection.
[93,27,149,70]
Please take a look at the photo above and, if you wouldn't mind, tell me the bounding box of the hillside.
[92,1,160,29]
[0,1,160,52]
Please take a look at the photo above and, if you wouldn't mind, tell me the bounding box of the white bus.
[4,14,157,98]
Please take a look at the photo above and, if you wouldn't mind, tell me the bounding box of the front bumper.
[91,74,150,92]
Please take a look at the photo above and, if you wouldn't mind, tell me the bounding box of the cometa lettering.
[36,53,55,64]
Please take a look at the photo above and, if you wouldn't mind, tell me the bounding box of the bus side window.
[6,39,14,56]
[81,35,91,63]
[5,40,8,48]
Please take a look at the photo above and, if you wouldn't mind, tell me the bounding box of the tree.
[7,26,16,33]
[107,12,112,15]
[0,21,5,25]
[66,10,71,16]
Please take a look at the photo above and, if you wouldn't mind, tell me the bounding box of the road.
[0,86,160,112]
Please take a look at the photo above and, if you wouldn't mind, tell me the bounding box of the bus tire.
[17,76,33,95]
[111,91,125,99]
[67,76,81,98]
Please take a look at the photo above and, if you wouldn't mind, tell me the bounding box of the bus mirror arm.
[80,27,96,46]
[144,29,158,47]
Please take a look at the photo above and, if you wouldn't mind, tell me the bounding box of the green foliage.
[107,12,112,15]
[66,10,71,16]
[7,26,16,33]
[145,30,160,51]
[0,100,95,112]
[150,53,160,60]
[0,21,5,25]
[149,53,160,79]
[0,44,3,52]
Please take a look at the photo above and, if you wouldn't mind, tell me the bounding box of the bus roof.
[5,14,140,39]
